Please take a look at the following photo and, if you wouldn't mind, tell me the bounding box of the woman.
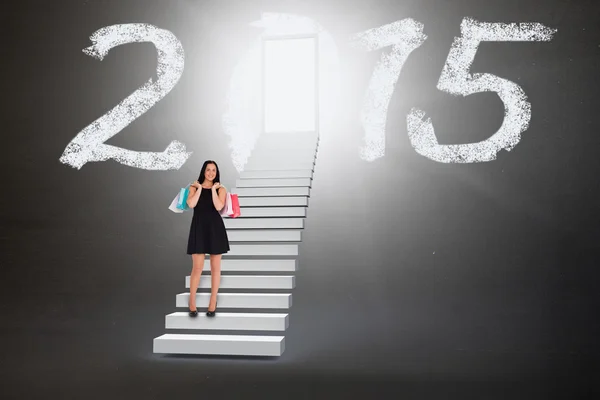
[186,160,230,317]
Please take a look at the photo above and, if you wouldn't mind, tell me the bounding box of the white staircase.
[154,132,319,357]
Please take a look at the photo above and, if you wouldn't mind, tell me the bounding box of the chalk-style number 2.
[59,24,191,170]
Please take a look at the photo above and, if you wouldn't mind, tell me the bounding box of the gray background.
[1,0,599,398]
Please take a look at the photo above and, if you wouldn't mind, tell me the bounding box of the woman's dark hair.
[198,160,220,184]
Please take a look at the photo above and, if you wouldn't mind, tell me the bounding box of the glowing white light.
[59,23,189,170]
[263,37,317,133]
[407,18,557,163]
[223,13,340,172]
[351,18,427,162]
[222,44,263,172]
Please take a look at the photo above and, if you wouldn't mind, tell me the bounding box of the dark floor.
[1,222,599,400]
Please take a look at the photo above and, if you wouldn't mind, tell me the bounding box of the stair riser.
[165,313,289,331]
[176,293,292,309]
[236,178,311,188]
[252,146,318,154]
[243,163,315,171]
[246,157,315,164]
[196,259,297,272]
[248,153,316,162]
[238,197,309,207]
[153,334,285,356]
[224,219,304,229]
[221,244,298,256]
[227,230,302,242]
[239,171,313,179]
[227,208,306,218]
[186,276,295,289]
[233,187,310,197]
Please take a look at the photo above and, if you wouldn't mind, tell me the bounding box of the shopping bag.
[219,193,234,217]
[176,187,190,210]
[168,184,191,213]
[230,194,241,218]
[168,192,184,213]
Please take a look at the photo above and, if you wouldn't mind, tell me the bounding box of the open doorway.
[262,35,318,134]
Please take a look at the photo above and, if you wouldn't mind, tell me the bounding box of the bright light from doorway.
[263,37,317,133]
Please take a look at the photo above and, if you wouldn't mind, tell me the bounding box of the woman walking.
[186,160,230,317]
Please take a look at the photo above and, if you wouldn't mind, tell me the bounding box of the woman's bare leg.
[208,254,222,311]
[189,253,205,311]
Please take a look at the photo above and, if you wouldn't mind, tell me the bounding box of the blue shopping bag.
[176,187,190,210]
[168,184,191,213]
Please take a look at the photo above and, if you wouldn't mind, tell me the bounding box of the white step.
[239,170,313,179]
[250,150,317,160]
[229,207,306,218]
[253,144,318,153]
[238,196,308,207]
[165,312,289,331]
[247,153,316,162]
[176,292,292,309]
[224,218,304,229]
[227,230,301,242]
[233,187,310,197]
[244,165,316,172]
[153,334,285,356]
[187,275,295,289]
[225,244,298,256]
[245,161,315,170]
[201,259,297,272]
[236,178,311,188]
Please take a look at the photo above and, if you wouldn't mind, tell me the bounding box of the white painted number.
[406,18,556,163]
[62,18,557,170]
[59,23,190,170]
[351,19,427,161]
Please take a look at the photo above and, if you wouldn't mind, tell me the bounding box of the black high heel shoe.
[206,301,217,317]
[189,299,198,317]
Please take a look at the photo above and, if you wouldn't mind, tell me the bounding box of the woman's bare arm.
[212,186,227,211]
[186,184,202,208]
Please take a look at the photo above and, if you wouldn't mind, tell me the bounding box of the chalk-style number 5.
[407,18,557,163]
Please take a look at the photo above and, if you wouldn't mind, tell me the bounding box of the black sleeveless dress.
[186,187,230,255]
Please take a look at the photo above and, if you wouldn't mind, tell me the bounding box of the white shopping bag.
[219,193,234,217]
[168,192,184,213]
[168,184,191,213]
